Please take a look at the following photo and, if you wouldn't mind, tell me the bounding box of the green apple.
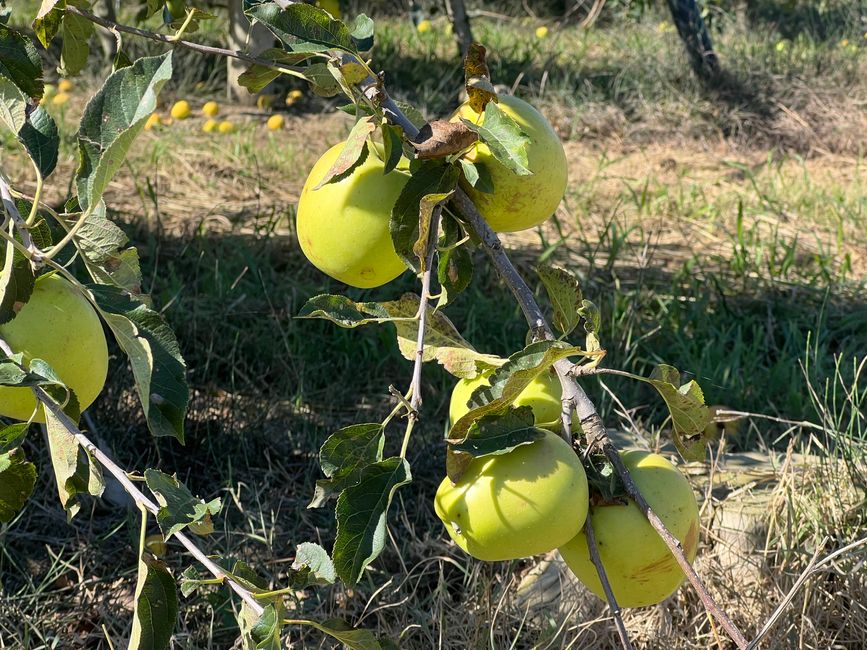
[435,429,588,561]
[449,368,562,430]
[0,274,109,422]
[296,142,410,289]
[452,95,568,232]
[559,450,700,607]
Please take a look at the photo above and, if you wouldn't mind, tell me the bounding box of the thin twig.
[66,6,304,77]
[584,516,633,650]
[447,186,749,649]
[0,175,41,263]
[0,336,264,617]
[400,207,442,458]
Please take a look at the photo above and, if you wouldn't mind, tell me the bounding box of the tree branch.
[0,175,41,264]
[0,335,264,617]
[584,516,633,650]
[66,6,304,76]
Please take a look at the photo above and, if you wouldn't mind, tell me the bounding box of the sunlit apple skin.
[559,450,700,608]
[452,95,568,233]
[435,430,588,561]
[296,142,409,289]
[449,368,562,430]
[0,274,109,422]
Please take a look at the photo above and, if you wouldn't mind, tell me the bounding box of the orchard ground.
[1,5,866,649]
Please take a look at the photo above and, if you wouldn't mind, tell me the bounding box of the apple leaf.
[381,123,404,175]
[390,160,460,270]
[58,6,93,77]
[412,190,454,272]
[248,604,282,650]
[0,233,35,326]
[305,619,382,650]
[436,214,474,309]
[349,14,375,51]
[87,283,188,442]
[577,299,602,352]
[43,393,104,519]
[463,43,496,114]
[18,105,59,179]
[535,263,582,336]
[333,457,411,585]
[246,2,356,54]
[646,364,712,461]
[297,294,396,327]
[73,202,143,294]
[144,469,222,539]
[32,1,63,48]
[458,159,493,194]
[461,102,532,177]
[129,549,178,650]
[0,448,37,523]
[0,354,79,423]
[236,48,314,94]
[76,52,173,210]
[0,24,44,99]
[0,422,28,454]
[310,423,384,507]
[448,341,583,444]
[453,407,544,456]
[290,542,337,587]
[313,116,376,189]
[0,75,26,134]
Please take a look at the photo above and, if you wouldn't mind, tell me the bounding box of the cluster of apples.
[296,95,568,288]
[439,371,701,608]
[144,98,295,134]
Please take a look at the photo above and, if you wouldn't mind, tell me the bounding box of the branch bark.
[584,516,633,650]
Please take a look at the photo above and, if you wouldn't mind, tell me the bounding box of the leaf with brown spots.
[410,121,478,160]
[463,43,497,114]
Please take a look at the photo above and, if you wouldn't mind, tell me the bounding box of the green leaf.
[390,161,460,269]
[381,123,404,175]
[536,263,582,336]
[236,48,313,94]
[306,619,382,650]
[436,214,473,308]
[73,202,143,294]
[0,422,28,453]
[310,423,384,508]
[392,100,425,129]
[59,6,93,76]
[313,116,376,189]
[129,550,178,650]
[349,14,374,51]
[298,294,395,327]
[577,299,601,352]
[32,1,64,49]
[76,52,173,210]
[0,75,27,134]
[457,159,493,194]
[0,229,35,326]
[461,102,531,176]
[289,542,337,587]
[302,61,341,97]
[17,105,59,179]
[412,190,453,273]
[246,3,355,53]
[144,469,222,539]
[448,341,580,446]
[453,406,546,457]
[0,24,44,99]
[646,365,712,461]
[43,395,105,518]
[88,283,188,442]
[0,448,37,523]
[333,457,411,585]
[249,605,282,650]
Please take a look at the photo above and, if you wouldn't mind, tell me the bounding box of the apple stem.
[584,516,634,650]
[0,335,265,618]
[446,175,749,649]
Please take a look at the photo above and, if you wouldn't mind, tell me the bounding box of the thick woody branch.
[0,336,264,617]
[584,516,633,650]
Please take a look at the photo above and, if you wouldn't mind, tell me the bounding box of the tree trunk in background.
[665,0,720,80]
[444,0,473,58]
[227,0,274,103]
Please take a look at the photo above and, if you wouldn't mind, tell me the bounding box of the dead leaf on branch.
[464,43,497,114]
[411,121,478,159]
